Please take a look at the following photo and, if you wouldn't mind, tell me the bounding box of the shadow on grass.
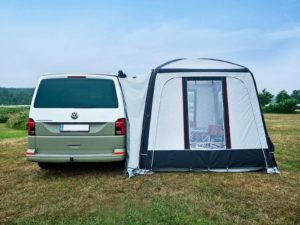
[38,161,126,177]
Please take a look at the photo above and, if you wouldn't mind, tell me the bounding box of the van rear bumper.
[26,153,125,163]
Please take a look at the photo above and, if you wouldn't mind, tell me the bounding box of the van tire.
[38,162,54,169]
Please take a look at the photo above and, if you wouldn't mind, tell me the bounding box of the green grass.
[0,123,27,139]
[0,114,299,225]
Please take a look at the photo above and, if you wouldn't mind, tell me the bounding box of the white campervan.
[26,73,126,169]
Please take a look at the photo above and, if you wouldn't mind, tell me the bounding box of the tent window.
[186,79,226,150]
[188,90,196,124]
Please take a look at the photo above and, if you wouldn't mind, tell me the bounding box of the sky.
[0,0,299,93]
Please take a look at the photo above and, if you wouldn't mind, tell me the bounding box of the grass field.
[0,123,27,139]
[0,114,299,225]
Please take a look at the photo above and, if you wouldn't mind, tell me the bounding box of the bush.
[276,90,291,103]
[259,89,273,106]
[0,107,29,123]
[6,111,29,130]
[263,99,297,113]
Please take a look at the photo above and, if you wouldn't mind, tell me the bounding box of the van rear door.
[29,75,125,155]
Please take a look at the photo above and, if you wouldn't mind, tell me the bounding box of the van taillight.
[28,118,35,135]
[115,118,126,135]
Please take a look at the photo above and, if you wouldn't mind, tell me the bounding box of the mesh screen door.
[185,78,227,150]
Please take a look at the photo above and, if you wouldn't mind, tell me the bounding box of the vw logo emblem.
[71,112,78,120]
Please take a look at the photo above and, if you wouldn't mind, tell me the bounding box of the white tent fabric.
[148,72,268,150]
[227,75,267,149]
[119,75,150,175]
[120,59,279,177]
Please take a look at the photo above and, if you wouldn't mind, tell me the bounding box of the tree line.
[259,89,300,113]
[0,87,34,105]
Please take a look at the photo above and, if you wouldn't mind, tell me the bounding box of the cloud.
[268,27,300,40]
[249,42,300,93]
[0,20,299,93]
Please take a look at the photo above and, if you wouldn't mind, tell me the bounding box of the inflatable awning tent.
[120,58,279,177]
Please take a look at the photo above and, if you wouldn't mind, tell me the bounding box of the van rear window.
[34,78,118,108]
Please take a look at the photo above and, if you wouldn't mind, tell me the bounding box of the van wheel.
[38,162,54,169]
